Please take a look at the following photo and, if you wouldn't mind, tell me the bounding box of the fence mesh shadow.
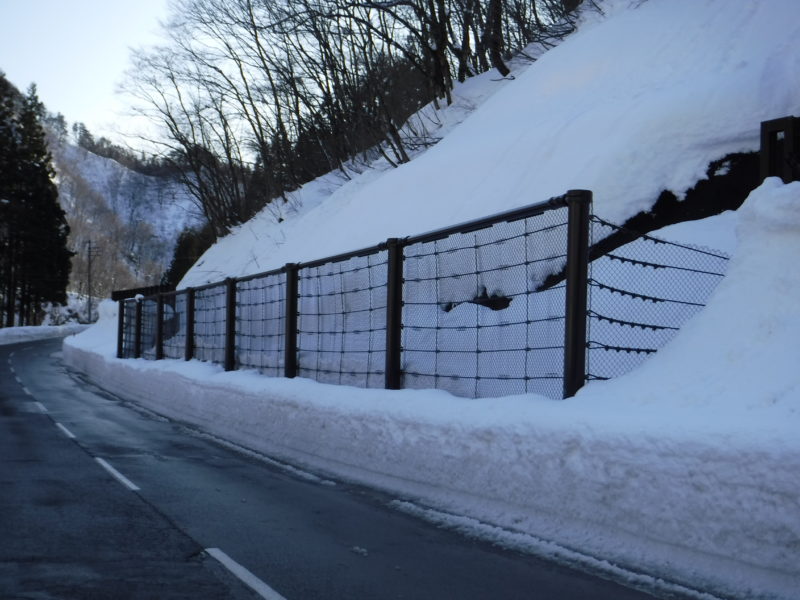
[297,252,388,388]
[587,216,729,381]
[402,207,569,399]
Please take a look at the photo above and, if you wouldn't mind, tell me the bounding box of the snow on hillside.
[181,0,800,287]
[54,142,199,250]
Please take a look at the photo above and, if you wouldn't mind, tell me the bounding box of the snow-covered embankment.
[64,180,800,600]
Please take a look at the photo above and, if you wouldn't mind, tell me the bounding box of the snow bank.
[181,0,800,287]
[0,323,88,346]
[64,181,800,599]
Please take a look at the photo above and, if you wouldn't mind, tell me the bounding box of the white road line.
[22,387,33,396]
[205,548,287,600]
[55,423,76,439]
[95,457,140,491]
[34,401,48,413]
[9,366,14,373]
[14,375,22,384]
[9,352,14,358]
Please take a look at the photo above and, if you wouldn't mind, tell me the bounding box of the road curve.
[1,337,659,599]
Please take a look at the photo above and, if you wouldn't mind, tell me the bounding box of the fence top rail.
[236,266,286,284]
[590,215,731,260]
[112,193,575,302]
[111,284,175,301]
[297,243,388,271]
[403,194,570,247]
[157,289,185,299]
[190,280,229,294]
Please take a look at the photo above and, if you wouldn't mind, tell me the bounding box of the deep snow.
[61,0,800,598]
[65,180,800,599]
[180,0,800,288]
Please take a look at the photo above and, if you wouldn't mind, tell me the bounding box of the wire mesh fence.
[140,298,158,360]
[297,251,388,388]
[587,216,730,381]
[193,283,227,364]
[236,272,286,376]
[115,190,730,401]
[162,291,187,360]
[120,298,137,358]
[402,207,570,399]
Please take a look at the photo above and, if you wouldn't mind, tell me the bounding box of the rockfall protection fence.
[115,190,729,399]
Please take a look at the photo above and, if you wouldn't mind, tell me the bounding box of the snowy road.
[1,337,659,599]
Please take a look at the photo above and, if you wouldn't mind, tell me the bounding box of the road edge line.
[205,547,287,600]
[95,457,140,491]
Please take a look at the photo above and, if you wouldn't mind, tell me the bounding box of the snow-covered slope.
[54,143,197,245]
[181,0,800,287]
[50,138,201,295]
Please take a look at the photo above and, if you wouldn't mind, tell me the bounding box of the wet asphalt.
[0,336,662,599]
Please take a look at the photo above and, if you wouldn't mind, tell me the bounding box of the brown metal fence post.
[563,189,592,398]
[760,116,799,183]
[284,264,299,378]
[185,287,195,361]
[224,278,237,371]
[134,297,143,359]
[116,299,125,358]
[155,294,165,360]
[385,238,404,389]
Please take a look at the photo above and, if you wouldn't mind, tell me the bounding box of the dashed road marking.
[22,386,33,396]
[56,422,76,439]
[34,401,48,413]
[205,548,287,600]
[95,457,140,491]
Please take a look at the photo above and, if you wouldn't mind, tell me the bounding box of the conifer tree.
[0,79,72,326]
[0,75,21,325]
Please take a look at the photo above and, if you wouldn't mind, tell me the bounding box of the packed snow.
[62,0,800,598]
[0,323,87,346]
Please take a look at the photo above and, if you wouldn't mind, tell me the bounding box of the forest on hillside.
[126,0,584,239]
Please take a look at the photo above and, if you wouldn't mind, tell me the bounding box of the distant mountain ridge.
[47,132,200,300]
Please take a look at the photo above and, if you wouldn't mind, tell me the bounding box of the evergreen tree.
[0,74,21,325]
[0,79,72,326]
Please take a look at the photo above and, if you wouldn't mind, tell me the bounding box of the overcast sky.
[0,0,169,144]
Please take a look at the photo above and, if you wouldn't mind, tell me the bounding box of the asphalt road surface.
[1,337,662,599]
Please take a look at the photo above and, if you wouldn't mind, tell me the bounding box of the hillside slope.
[50,138,200,298]
[181,0,800,287]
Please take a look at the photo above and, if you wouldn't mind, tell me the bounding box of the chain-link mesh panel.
[140,298,159,360]
[194,283,227,364]
[297,251,388,387]
[236,272,286,376]
[120,299,137,358]
[162,291,187,360]
[402,207,570,399]
[588,217,729,381]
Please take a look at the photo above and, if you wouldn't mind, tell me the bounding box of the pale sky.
[0,0,170,145]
